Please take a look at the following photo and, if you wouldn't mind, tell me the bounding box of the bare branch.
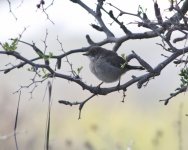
[59,94,97,119]
[159,86,187,105]
[153,1,163,24]
[70,0,114,37]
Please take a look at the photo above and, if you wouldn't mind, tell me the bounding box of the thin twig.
[6,0,17,20]
[159,86,187,105]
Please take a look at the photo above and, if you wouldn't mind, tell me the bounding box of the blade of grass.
[14,91,21,150]
[44,81,52,150]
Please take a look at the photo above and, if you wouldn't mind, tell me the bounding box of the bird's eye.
[90,50,96,56]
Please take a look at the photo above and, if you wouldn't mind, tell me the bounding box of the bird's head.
[83,46,102,58]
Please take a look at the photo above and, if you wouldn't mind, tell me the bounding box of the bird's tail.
[125,64,145,70]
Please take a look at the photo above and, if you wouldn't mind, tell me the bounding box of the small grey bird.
[83,46,144,83]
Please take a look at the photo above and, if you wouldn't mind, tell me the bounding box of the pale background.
[0,0,188,150]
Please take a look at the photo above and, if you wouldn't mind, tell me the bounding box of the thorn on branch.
[174,59,188,65]
[4,69,11,74]
[58,100,73,106]
[90,24,103,32]
[137,76,149,89]
[173,35,187,43]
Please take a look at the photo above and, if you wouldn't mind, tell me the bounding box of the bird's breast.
[89,58,123,83]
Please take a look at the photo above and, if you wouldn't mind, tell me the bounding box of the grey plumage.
[83,46,144,83]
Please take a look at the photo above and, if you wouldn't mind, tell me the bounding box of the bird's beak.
[83,51,89,56]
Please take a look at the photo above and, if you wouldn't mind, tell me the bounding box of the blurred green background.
[0,0,188,150]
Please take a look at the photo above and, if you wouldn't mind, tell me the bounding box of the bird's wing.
[102,53,126,69]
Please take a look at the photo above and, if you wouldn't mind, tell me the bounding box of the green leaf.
[179,67,188,87]
[77,66,83,74]
[43,55,49,61]
[49,52,53,58]
[121,53,126,59]
[27,66,35,72]
[2,38,18,51]
[120,53,128,69]
[120,62,126,69]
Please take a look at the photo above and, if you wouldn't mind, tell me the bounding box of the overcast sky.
[0,0,170,41]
